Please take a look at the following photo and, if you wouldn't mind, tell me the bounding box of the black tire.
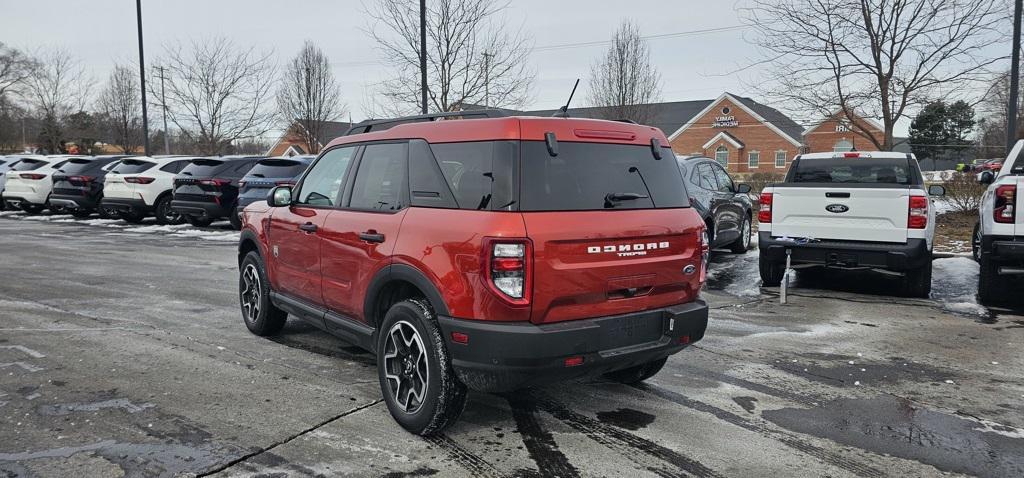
[98,206,118,219]
[185,216,214,228]
[228,209,242,230]
[978,253,1005,304]
[239,251,287,336]
[377,299,467,436]
[729,216,752,254]
[21,203,45,214]
[972,222,982,263]
[759,254,785,286]
[603,357,668,384]
[154,195,181,225]
[121,210,146,224]
[71,209,92,218]
[902,262,933,298]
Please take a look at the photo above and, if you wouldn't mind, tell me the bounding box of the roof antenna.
[552,79,580,118]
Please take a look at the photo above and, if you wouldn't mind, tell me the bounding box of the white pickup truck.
[758,151,945,297]
[973,140,1024,303]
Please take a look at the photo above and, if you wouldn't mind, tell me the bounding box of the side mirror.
[928,184,945,197]
[736,183,751,194]
[268,185,293,207]
[979,171,994,185]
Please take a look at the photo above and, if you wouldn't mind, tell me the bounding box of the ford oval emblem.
[825,204,849,213]
[683,264,697,275]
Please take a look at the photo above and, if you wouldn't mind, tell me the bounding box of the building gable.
[667,93,802,147]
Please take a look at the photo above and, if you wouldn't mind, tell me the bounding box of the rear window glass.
[10,159,46,171]
[111,160,155,174]
[519,142,688,211]
[179,159,226,177]
[57,159,100,174]
[159,160,191,174]
[431,141,518,211]
[791,158,915,185]
[246,159,308,179]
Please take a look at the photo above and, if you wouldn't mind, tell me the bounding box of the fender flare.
[364,264,451,328]
[238,229,262,263]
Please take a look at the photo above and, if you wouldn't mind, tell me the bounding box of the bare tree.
[23,48,94,153]
[366,0,534,114]
[0,42,37,100]
[744,0,1006,150]
[587,20,662,125]
[97,65,142,154]
[159,38,276,155]
[976,68,1024,156]
[277,41,345,154]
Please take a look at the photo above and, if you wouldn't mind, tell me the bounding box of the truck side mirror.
[979,171,994,185]
[736,183,751,194]
[268,185,293,207]
[928,184,945,197]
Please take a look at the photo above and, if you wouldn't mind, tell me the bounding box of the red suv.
[237,111,709,435]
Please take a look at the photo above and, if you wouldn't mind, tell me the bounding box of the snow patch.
[171,229,239,242]
[931,257,987,315]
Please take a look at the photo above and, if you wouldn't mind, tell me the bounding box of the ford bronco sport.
[237,110,710,435]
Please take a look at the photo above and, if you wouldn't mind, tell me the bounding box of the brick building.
[266,120,352,157]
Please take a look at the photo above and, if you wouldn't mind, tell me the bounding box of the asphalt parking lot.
[1,212,1023,477]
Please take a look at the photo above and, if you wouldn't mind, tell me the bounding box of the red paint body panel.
[267,206,329,305]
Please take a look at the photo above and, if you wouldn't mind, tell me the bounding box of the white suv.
[101,156,198,224]
[758,151,945,297]
[973,140,1024,303]
[3,155,86,214]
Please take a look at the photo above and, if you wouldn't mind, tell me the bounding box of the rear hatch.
[771,156,918,243]
[238,158,309,202]
[104,159,157,199]
[52,158,100,197]
[3,159,60,197]
[514,140,702,324]
[174,159,229,203]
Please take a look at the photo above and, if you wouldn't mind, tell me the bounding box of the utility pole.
[135,0,151,156]
[155,66,170,155]
[305,66,315,153]
[483,51,492,108]
[1009,0,1022,153]
[419,0,428,114]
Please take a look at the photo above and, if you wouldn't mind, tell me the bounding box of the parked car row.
[0,153,315,228]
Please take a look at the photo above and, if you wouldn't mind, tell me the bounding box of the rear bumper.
[101,197,152,214]
[49,194,99,210]
[982,236,1024,261]
[759,231,930,271]
[170,199,230,219]
[437,300,708,392]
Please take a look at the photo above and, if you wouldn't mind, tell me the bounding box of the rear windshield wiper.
[604,192,649,208]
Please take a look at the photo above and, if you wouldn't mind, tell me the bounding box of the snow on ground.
[0,212,237,241]
[930,256,987,316]
[170,229,240,242]
[933,198,958,215]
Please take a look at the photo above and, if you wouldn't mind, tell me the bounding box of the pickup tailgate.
[771,186,909,243]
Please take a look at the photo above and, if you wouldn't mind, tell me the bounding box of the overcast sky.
[1,0,1014,136]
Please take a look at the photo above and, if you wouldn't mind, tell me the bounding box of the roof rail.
[343,109,510,136]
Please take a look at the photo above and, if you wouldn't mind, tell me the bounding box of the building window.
[748,151,759,168]
[775,151,786,168]
[834,139,854,152]
[721,106,731,115]
[715,145,728,167]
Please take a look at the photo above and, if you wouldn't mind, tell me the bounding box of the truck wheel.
[603,357,668,384]
[729,216,752,253]
[185,216,213,228]
[972,223,982,263]
[154,196,181,225]
[377,299,467,436]
[759,254,785,287]
[239,251,287,336]
[902,263,932,298]
[978,254,1005,304]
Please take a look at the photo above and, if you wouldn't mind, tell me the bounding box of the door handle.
[299,222,318,233]
[359,231,386,243]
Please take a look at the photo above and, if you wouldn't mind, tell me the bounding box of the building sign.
[713,115,738,128]
[835,121,851,132]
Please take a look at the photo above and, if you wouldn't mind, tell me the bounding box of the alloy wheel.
[383,320,429,414]
[240,264,261,322]
[742,219,751,249]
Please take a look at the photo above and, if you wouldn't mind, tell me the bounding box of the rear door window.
[297,146,356,206]
[791,158,916,185]
[710,163,734,192]
[520,142,688,211]
[348,143,408,211]
[693,163,717,191]
[431,141,517,211]
[112,160,156,174]
[246,159,309,179]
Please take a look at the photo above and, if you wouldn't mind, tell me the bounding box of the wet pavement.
[1,216,1023,477]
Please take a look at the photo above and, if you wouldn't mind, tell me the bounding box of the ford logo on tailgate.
[825,204,849,213]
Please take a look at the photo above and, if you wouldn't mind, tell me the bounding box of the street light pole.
[136,0,151,156]
[1009,0,1022,153]
[419,0,428,114]
[155,65,170,155]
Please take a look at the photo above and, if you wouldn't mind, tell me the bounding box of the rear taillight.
[276,180,296,186]
[20,173,45,180]
[995,184,1017,224]
[69,175,94,183]
[199,178,230,186]
[908,195,928,229]
[483,238,532,305]
[699,227,709,283]
[125,177,155,184]
[843,152,860,158]
[758,192,773,223]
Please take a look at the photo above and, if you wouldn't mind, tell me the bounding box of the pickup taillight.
[907,195,928,229]
[758,192,773,223]
[482,238,532,306]
[994,184,1016,224]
